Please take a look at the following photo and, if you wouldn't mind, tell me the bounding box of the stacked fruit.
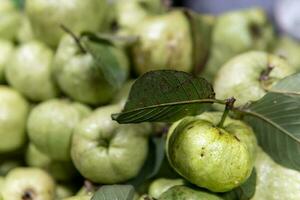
[0,0,300,200]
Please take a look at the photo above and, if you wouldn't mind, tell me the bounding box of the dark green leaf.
[84,40,128,89]
[222,169,256,200]
[127,136,165,187]
[91,185,135,200]
[241,73,300,171]
[12,0,24,9]
[112,70,216,123]
[183,9,213,74]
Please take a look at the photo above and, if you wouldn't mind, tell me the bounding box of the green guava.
[0,86,29,153]
[5,40,59,101]
[167,112,257,192]
[27,99,91,161]
[71,104,151,184]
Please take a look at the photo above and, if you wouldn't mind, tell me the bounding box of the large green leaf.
[112,70,217,123]
[92,185,135,200]
[241,73,300,171]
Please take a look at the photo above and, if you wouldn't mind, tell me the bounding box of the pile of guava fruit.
[0,0,299,200]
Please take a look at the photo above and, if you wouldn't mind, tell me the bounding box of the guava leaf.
[112,70,216,123]
[12,0,24,9]
[127,136,165,187]
[222,169,256,200]
[242,73,300,171]
[91,185,135,200]
[83,39,128,89]
[183,9,213,74]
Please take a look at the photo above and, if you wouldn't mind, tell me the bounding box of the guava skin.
[272,36,300,71]
[16,16,35,43]
[52,35,129,105]
[214,51,295,107]
[0,86,29,153]
[0,39,13,83]
[158,185,223,200]
[116,0,165,35]
[167,112,257,192]
[25,0,109,47]
[27,99,91,161]
[55,184,75,200]
[132,10,193,74]
[1,167,55,200]
[203,8,274,80]
[148,178,185,199]
[71,104,151,184]
[0,0,21,40]
[251,147,300,200]
[25,144,78,182]
[5,40,60,101]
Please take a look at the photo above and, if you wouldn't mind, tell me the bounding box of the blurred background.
[173,0,300,40]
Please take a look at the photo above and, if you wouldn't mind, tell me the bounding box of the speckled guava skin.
[5,40,59,101]
[71,104,151,184]
[52,35,129,105]
[214,51,295,107]
[25,0,109,47]
[158,185,223,200]
[132,10,193,74]
[167,112,257,192]
[0,86,29,153]
[1,167,55,200]
[27,99,91,161]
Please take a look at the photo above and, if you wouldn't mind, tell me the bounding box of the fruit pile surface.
[0,0,300,200]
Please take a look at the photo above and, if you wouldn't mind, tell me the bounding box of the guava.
[1,167,55,200]
[27,99,91,161]
[52,35,129,105]
[25,0,109,47]
[71,104,151,184]
[0,86,29,153]
[214,51,295,107]
[5,40,59,101]
[167,112,257,192]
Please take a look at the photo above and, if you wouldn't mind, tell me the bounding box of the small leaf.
[112,70,217,123]
[91,185,135,200]
[83,39,128,89]
[127,136,165,187]
[241,72,300,171]
[222,169,256,200]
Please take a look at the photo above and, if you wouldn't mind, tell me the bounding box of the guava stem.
[218,97,236,128]
[259,63,274,81]
[60,24,87,54]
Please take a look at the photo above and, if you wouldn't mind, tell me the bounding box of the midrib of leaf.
[112,98,224,119]
[238,108,300,143]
